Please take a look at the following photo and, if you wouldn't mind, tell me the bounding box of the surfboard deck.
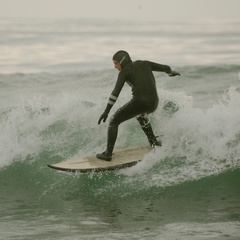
[48,145,152,172]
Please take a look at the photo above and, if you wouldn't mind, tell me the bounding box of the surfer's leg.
[136,114,162,147]
[107,102,138,153]
[97,101,141,161]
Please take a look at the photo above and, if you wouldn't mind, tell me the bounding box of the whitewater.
[0,18,240,240]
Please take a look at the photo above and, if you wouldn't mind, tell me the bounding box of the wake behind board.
[48,145,151,172]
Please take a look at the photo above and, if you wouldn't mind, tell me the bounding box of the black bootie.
[96,151,112,161]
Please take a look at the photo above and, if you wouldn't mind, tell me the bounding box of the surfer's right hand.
[169,70,180,77]
[98,111,108,125]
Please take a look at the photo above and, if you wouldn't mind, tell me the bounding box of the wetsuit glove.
[98,111,109,125]
[98,103,112,125]
[169,71,180,77]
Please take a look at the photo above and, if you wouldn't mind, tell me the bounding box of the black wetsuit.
[106,60,172,153]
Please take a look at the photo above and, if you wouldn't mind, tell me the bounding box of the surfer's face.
[113,60,122,71]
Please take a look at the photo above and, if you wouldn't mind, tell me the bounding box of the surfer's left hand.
[98,111,108,125]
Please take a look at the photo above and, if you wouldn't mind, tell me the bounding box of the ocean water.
[0,18,240,240]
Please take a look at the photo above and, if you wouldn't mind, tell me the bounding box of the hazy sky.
[0,0,239,20]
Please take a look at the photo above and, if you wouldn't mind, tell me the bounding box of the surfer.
[97,50,180,161]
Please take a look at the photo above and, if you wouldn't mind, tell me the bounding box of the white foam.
[121,87,240,188]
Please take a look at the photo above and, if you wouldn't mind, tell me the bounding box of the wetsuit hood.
[112,50,132,68]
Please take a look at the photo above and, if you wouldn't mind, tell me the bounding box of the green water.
[1,65,240,239]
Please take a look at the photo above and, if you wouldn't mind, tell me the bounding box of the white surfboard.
[48,145,152,172]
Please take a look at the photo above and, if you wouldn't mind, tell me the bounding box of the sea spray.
[120,87,240,190]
